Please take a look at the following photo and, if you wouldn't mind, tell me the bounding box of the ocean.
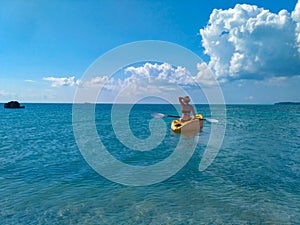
[1,103,299,224]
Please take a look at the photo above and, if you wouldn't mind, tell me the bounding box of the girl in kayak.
[179,96,196,122]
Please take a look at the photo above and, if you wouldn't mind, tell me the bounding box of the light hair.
[184,96,190,103]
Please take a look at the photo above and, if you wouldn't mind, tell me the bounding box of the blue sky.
[0,0,299,103]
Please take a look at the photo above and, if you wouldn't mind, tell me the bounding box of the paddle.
[151,113,180,118]
[151,113,219,123]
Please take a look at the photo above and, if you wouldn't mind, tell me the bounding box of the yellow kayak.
[171,114,204,133]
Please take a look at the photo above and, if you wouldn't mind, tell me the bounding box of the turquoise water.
[1,104,299,224]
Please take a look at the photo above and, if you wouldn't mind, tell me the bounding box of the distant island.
[4,101,25,109]
[274,102,300,105]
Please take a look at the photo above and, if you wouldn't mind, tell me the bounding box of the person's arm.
[191,106,196,118]
[178,96,185,106]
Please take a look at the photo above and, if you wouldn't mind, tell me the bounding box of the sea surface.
[1,103,299,224]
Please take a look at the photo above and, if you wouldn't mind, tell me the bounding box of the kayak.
[171,114,204,133]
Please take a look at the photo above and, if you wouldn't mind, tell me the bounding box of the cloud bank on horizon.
[43,63,196,90]
[200,2,300,83]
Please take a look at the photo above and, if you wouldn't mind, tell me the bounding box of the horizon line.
[0,101,289,105]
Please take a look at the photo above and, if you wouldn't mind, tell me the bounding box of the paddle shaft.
[167,114,217,122]
[152,113,218,123]
[166,115,181,118]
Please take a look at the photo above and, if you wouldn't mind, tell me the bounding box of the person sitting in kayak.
[179,96,196,122]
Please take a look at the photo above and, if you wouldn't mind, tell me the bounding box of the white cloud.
[43,76,80,87]
[74,62,220,103]
[292,0,300,53]
[43,75,116,90]
[112,62,221,91]
[123,62,197,87]
[76,62,195,99]
[25,79,36,83]
[194,62,220,86]
[200,2,300,82]
[81,75,114,89]
[72,62,228,104]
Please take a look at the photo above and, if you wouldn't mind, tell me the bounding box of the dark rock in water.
[4,101,25,108]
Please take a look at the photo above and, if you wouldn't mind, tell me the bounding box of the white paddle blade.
[205,118,219,123]
[151,113,166,118]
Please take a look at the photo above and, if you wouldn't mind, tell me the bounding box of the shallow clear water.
[1,104,299,224]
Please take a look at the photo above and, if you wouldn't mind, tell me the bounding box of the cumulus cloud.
[43,76,80,87]
[292,0,300,52]
[69,62,218,101]
[43,75,117,90]
[110,62,220,91]
[123,62,196,87]
[77,62,196,95]
[200,2,300,82]
[73,62,221,103]
[81,75,114,89]
[194,62,218,86]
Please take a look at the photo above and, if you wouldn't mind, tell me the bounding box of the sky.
[0,0,299,104]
